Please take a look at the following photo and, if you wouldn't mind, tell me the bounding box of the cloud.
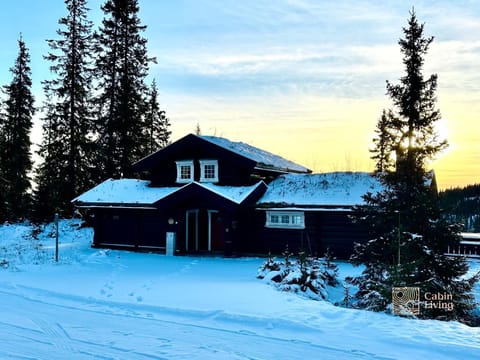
[144,0,480,188]
[151,41,401,101]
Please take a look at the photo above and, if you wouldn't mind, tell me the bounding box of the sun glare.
[434,118,452,157]
[435,118,449,144]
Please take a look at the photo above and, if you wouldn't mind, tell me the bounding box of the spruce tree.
[370,109,396,173]
[34,0,95,220]
[351,10,478,324]
[93,0,155,179]
[143,79,171,154]
[0,36,35,222]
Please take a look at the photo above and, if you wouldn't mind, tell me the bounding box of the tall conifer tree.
[143,79,171,154]
[93,0,154,179]
[0,36,35,221]
[34,0,95,220]
[350,10,478,324]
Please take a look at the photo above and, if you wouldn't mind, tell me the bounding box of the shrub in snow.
[342,284,353,308]
[257,249,339,301]
[321,248,340,287]
[257,252,281,281]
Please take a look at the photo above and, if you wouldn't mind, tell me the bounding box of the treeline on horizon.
[439,184,480,232]
[0,0,171,223]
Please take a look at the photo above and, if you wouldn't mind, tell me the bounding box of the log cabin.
[72,133,381,258]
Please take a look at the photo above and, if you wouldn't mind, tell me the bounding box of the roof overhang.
[72,178,267,210]
[255,206,354,212]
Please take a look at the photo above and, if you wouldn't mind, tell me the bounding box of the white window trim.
[265,211,305,229]
[199,159,219,183]
[176,160,194,183]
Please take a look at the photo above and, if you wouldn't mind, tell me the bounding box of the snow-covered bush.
[257,249,340,301]
[321,248,340,287]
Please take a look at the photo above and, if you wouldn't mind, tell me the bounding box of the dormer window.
[176,160,194,183]
[200,160,219,183]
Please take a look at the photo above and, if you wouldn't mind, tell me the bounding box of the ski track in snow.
[0,283,386,360]
[1,220,479,359]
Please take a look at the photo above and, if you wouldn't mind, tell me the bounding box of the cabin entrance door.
[185,209,224,252]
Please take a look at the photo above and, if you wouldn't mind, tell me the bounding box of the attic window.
[265,211,305,229]
[199,160,219,183]
[176,160,194,183]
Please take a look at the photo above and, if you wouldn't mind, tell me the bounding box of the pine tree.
[93,0,155,179]
[143,79,171,154]
[351,10,478,324]
[0,133,6,221]
[0,36,35,221]
[34,0,95,221]
[370,109,397,173]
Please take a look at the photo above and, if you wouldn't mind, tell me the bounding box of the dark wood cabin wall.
[148,157,255,187]
[93,209,136,246]
[248,211,320,255]
[93,208,169,249]
[319,212,369,259]
[137,211,169,249]
[149,161,177,186]
[140,136,253,186]
[251,210,370,259]
[92,207,370,258]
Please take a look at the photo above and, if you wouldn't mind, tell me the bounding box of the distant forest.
[439,184,480,232]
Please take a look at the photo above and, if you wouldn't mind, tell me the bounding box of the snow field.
[0,219,479,359]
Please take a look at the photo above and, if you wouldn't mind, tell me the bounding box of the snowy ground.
[1,220,479,359]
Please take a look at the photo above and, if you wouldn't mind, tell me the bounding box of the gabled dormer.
[175,160,194,183]
[132,134,311,187]
[175,159,219,184]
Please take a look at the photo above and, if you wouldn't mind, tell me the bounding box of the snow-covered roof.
[73,178,265,207]
[257,172,382,207]
[200,135,310,173]
[72,179,178,206]
[200,182,266,204]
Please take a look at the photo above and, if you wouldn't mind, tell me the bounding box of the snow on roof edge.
[72,178,185,206]
[199,181,266,204]
[200,135,310,173]
[73,178,266,207]
[257,172,382,207]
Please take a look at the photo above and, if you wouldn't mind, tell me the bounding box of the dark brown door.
[210,212,224,251]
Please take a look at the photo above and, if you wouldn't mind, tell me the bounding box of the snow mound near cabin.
[0,219,93,269]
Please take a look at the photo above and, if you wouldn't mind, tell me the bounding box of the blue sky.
[0,0,479,188]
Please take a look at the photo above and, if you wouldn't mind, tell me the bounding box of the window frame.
[176,160,194,183]
[265,211,305,229]
[199,159,219,183]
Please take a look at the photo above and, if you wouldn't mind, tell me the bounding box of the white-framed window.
[199,160,219,183]
[265,211,305,229]
[176,160,194,183]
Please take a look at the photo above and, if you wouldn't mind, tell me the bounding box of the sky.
[0,0,479,189]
